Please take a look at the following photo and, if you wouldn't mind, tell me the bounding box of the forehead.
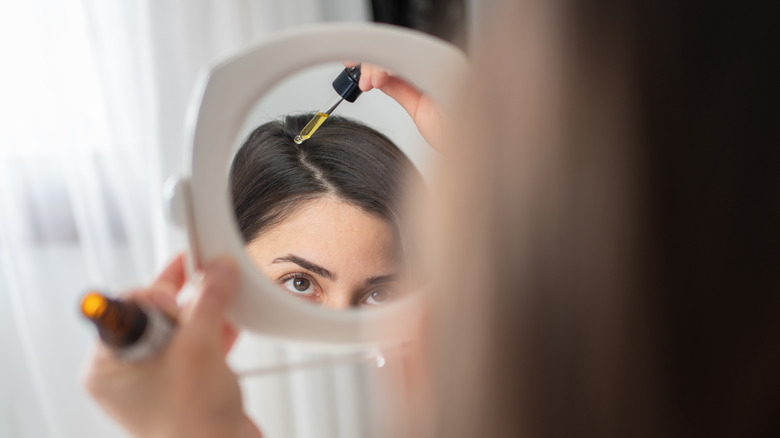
[247,197,397,273]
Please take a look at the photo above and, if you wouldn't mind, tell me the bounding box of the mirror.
[179,23,468,345]
[229,62,435,312]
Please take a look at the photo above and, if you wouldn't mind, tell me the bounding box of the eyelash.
[278,272,313,283]
[278,272,321,298]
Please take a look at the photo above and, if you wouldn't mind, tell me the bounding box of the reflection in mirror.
[229,63,432,311]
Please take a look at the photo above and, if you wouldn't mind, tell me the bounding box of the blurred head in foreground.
[429,1,780,437]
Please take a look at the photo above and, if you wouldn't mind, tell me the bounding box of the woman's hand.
[349,62,447,151]
[81,254,262,438]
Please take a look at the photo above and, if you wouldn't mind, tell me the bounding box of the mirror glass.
[229,62,437,311]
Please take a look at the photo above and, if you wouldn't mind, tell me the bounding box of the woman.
[230,114,421,309]
[83,0,780,436]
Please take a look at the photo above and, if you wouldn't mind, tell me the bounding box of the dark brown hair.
[230,114,418,244]
[433,1,780,438]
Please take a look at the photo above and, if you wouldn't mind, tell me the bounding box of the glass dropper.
[293,94,344,144]
[294,64,362,144]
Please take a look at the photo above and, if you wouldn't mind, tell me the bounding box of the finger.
[221,321,240,356]
[81,343,117,399]
[149,253,187,297]
[342,60,359,68]
[181,256,239,345]
[379,77,425,118]
[146,289,180,320]
[118,287,179,320]
[359,64,373,92]
[370,69,391,89]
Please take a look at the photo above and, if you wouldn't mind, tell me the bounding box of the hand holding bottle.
[81,255,262,438]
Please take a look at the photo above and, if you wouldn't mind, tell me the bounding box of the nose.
[320,290,354,310]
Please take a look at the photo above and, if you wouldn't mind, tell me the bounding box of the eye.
[362,289,397,306]
[281,275,316,296]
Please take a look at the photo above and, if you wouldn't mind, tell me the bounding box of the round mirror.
[230,62,434,313]
[180,23,468,346]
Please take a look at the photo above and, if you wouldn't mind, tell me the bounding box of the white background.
[0,1,436,437]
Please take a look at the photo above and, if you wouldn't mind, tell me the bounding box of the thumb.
[182,256,239,345]
[379,77,424,118]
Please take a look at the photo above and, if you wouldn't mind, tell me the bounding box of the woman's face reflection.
[245,196,403,310]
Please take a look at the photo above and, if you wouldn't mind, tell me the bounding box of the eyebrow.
[364,273,399,287]
[271,254,334,280]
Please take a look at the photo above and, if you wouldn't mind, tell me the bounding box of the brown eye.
[364,289,396,306]
[293,277,310,291]
[371,290,388,303]
[282,276,315,295]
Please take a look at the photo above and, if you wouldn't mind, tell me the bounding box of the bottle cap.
[332,65,362,102]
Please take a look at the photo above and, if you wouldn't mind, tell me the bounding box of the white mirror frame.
[170,23,469,347]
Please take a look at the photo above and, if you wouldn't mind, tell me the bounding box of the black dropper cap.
[332,65,362,103]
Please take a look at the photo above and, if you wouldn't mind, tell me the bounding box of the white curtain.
[0,1,411,437]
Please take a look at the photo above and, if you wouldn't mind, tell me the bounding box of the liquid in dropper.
[294,112,330,144]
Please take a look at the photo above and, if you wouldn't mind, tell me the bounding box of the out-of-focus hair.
[432,1,780,437]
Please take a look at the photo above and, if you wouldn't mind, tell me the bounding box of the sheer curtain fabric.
[0,1,393,437]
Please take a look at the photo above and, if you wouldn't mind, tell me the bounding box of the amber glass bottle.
[81,292,174,361]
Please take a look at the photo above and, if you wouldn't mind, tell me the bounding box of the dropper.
[294,64,363,144]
